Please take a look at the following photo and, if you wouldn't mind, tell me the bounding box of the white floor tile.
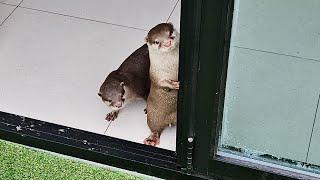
[0,3,15,24]
[233,0,320,60]
[168,0,180,31]
[20,0,178,30]
[158,125,176,151]
[0,7,148,135]
[105,99,176,151]
[1,0,21,5]
[221,47,320,162]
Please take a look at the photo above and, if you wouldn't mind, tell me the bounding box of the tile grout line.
[233,46,320,63]
[0,2,18,6]
[19,6,148,31]
[166,0,179,23]
[0,2,148,32]
[103,121,112,134]
[0,0,24,27]
[305,92,320,162]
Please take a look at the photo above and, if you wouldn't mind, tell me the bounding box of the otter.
[98,44,150,121]
[144,23,180,146]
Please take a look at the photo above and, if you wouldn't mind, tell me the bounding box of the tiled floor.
[0,4,15,25]
[0,0,180,151]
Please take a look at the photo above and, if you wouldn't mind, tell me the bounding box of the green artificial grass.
[0,140,144,180]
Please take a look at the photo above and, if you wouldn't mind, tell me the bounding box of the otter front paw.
[105,111,119,121]
[160,79,180,90]
[143,133,160,146]
[168,79,179,90]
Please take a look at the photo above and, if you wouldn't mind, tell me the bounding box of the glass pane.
[219,0,320,174]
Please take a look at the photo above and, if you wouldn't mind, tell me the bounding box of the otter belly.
[149,50,179,83]
[146,83,177,130]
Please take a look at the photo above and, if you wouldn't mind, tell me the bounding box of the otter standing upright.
[144,23,180,146]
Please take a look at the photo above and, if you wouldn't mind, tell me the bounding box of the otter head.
[145,22,179,53]
[98,75,126,111]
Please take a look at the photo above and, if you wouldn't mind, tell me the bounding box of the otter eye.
[154,40,160,45]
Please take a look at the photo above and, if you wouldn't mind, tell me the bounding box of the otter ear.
[120,82,125,87]
[144,36,148,43]
[167,22,173,25]
[98,92,102,97]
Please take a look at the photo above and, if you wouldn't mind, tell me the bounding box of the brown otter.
[98,44,150,121]
[144,23,180,146]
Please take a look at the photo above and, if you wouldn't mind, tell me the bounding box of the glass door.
[219,0,320,174]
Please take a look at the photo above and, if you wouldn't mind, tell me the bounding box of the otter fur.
[144,23,180,146]
[98,44,150,121]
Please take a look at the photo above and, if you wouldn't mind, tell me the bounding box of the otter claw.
[143,134,160,146]
[169,80,179,90]
[105,111,118,121]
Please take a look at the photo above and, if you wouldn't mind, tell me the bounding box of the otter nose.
[163,40,172,47]
[113,101,122,108]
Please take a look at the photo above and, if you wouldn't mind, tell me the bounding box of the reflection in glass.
[219,0,320,174]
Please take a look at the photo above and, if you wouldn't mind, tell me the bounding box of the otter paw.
[143,134,160,146]
[169,80,179,90]
[105,111,118,121]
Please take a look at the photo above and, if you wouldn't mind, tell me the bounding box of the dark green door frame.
[189,0,319,179]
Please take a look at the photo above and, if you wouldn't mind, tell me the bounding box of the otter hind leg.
[144,111,165,146]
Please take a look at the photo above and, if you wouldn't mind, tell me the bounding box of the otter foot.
[143,133,160,146]
[105,111,119,121]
